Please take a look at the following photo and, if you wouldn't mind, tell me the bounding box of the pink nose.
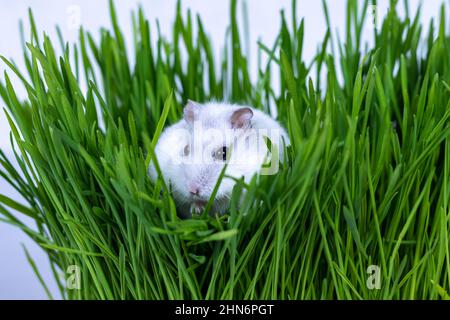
[189,185,200,196]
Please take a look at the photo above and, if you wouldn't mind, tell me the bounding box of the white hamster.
[148,101,290,217]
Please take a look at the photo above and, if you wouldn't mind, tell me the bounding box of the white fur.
[148,102,289,217]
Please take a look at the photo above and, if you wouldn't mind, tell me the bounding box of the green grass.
[0,0,450,299]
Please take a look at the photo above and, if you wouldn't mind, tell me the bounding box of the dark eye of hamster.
[213,146,228,161]
[183,144,190,156]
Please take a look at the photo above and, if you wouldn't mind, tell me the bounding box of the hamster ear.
[231,107,253,129]
[184,100,200,124]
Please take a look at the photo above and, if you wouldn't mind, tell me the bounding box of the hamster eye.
[213,146,229,162]
[183,144,190,156]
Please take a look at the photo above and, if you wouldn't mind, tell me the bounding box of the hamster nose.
[188,184,200,196]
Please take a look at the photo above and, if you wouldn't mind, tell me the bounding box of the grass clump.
[0,0,450,299]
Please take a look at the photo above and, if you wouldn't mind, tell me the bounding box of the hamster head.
[152,101,271,214]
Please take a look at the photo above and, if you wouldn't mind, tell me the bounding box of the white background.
[0,0,445,299]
